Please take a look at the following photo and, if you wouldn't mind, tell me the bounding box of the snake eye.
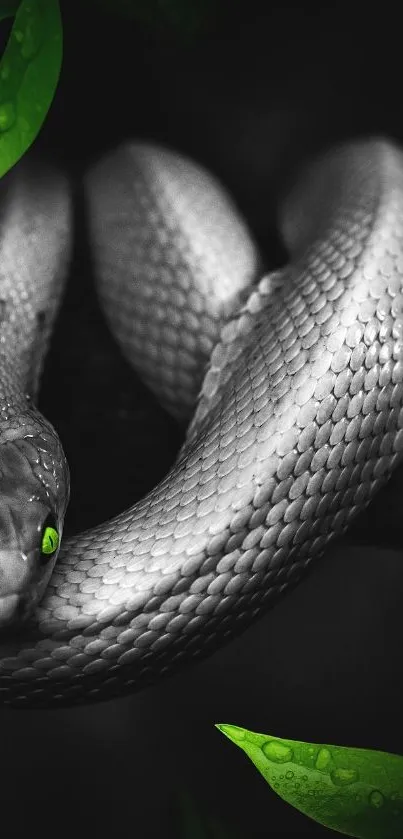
[40,515,60,562]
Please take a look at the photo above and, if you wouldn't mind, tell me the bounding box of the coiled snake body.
[0,138,402,708]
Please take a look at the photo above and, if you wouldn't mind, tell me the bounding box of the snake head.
[0,425,69,628]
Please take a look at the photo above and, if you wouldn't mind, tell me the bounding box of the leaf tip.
[215,723,246,744]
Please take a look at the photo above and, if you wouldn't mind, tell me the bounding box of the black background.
[2,2,403,837]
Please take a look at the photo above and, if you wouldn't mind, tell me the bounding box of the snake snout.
[0,549,34,627]
[0,594,20,628]
[0,593,21,627]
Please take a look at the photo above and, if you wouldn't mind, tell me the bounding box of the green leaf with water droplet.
[0,0,62,178]
[216,724,403,838]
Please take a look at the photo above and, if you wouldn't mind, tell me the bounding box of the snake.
[0,137,402,709]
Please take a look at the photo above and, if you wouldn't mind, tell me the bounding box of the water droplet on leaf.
[369,789,384,808]
[330,767,359,786]
[21,16,43,59]
[262,739,293,763]
[0,102,16,132]
[315,747,332,771]
[220,724,245,742]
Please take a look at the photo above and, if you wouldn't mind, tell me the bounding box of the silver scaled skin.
[0,165,70,633]
[0,139,403,709]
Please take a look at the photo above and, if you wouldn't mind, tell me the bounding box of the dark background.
[2,2,403,837]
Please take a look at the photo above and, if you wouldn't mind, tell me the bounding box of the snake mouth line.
[0,593,21,627]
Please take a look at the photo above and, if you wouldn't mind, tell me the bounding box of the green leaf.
[0,0,62,178]
[216,724,403,838]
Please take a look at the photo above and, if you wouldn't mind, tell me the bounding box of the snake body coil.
[0,138,402,708]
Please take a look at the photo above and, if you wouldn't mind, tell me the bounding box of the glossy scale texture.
[0,139,403,708]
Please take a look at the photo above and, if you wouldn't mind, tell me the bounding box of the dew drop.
[0,102,16,132]
[20,16,43,60]
[285,770,294,780]
[0,64,10,81]
[315,747,332,771]
[330,767,359,786]
[302,775,308,781]
[262,739,293,763]
[13,29,24,42]
[369,790,384,809]
[221,725,245,742]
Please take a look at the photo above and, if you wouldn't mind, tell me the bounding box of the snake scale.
[0,137,402,709]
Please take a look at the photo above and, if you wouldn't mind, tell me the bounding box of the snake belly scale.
[0,138,402,708]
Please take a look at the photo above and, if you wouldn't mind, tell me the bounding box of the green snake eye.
[41,519,59,558]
